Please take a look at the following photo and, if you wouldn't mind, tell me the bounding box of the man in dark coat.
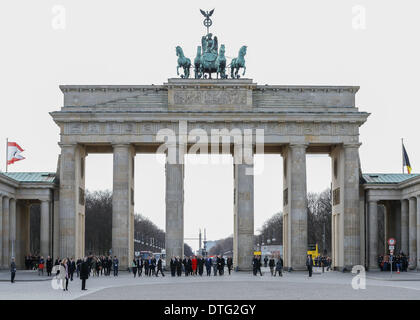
[274,256,283,277]
[182,256,188,276]
[69,258,76,281]
[144,258,150,276]
[10,258,16,283]
[46,256,53,277]
[176,257,182,276]
[217,256,224,276]
[156,258,165,277]
[170,256,176,277]
[150,256,157,276]
[80,257,89,290]
[253,256,262,276]
[187,257,193,276]
[268,256,275,276]
[205,257,212,276]
[113,256,119,276]
[226,257,233,275]
[197,256,205,276]
[306,254,313,277]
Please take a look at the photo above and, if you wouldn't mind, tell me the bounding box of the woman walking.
[62,258,69,291]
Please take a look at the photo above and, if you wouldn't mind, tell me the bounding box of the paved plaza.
[1,268,420,300]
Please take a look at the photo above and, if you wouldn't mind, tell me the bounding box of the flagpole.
[402,138,404,174]
[5,137,8,173]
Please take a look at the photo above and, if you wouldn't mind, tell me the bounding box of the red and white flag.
[7,142,25,165]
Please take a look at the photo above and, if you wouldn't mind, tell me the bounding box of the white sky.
[1,0,419,251]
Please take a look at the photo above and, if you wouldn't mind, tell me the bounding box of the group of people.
[378,252,409,272]
[167,255,233,277]
[11,252,336,287]
[254,255,284,276]
[130,256,165,277]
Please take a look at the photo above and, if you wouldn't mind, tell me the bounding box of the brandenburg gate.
[50,78,369,270]
[47,9,369,271]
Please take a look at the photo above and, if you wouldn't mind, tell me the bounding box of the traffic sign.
[389,245,395,250]
[388,238,396,245]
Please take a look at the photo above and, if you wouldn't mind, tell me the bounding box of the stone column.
[112,144,135,269]
[9,198,16,260]
[408,197,417,269]
[40,200,50,259]
[283,144,307,271]
[368,200,379,270]
[401,199,409,255]
[342,144,361,269]
[165,159,184,267]
[233,161,254,271]
[416,195,420,271]
[53,189,60,260]
[59,144,86,260]
[2,196,9,267]
[0,195,3,267]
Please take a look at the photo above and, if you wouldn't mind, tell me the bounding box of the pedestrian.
[187,256,193,276]
[113,256,119,276]
[264,256,268,268]
[150,256,157,276]
[176,256,182,276]
[217,256,224,276]
[144,258,150,276]
[38,256,45,276]
[269,256,275,276]
[197,256,205,276]
[306,254,313,277]
[156,257,165,277]
[137,257,143,277]
[170,256,176,277]
[62,258,69,291]
[253,255,262,276]
[205,256,212,276]
[274,256,283,277]
[80,257,89,290]
[46,256,53,277]
[69,258,76,281]
[212,256,218,276]
[76,258,82,277]
[192,256,198,275]
[131,259,138,277]
[226,257,233,275]
[10,257,16,283]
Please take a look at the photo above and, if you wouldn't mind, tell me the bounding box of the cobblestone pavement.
[0,268,419,300]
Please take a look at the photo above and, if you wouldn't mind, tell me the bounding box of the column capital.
[368,199,378,204]
[343,142,362,149]
[58,142,77,148]
[289,143,309,149]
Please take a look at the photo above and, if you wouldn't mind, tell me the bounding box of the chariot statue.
[176,9,247,80]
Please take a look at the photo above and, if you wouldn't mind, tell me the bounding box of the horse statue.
[230,45,247,79]
[216,44,227,79]
[176,46,191,79]
[194,46,202,79]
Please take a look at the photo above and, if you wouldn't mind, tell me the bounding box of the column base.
[368,267,380,272]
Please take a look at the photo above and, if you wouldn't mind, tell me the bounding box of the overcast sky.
[1,0,419,251]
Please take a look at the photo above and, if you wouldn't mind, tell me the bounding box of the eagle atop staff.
[200,8,214,20]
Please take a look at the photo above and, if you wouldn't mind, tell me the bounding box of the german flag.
[403,143,412,174]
